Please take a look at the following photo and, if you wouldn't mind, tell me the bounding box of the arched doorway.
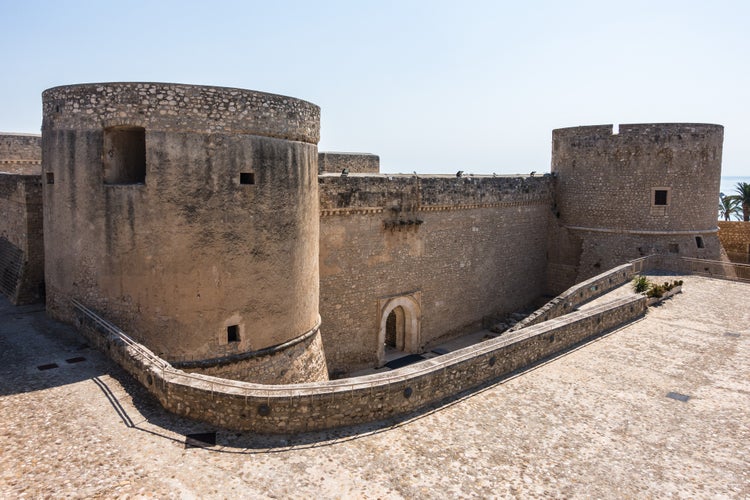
[377,293,421,367]
[385,306,405,351]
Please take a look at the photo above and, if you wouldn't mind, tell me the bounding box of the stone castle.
[0,82,736,432]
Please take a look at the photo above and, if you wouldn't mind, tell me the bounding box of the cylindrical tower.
[549,123,724,287]
[42,82,327,383]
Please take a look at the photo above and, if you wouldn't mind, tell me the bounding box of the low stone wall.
[508,262,636,332]
[173,326,329,385]
[73,291,646,434]
[718,221,750,264]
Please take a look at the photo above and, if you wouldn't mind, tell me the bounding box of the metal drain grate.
[666,392,690,402]
[37,363,59,371]
[185,432,217,448]
[65,356,86,364]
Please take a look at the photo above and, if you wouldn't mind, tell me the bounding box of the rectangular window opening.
[654,189,668,206]
[46,172,54,184]
[668,243,679,254]
[240,172,255,185]
[227,325,240,343]
[695,236,704,249]
[103,126,146,185]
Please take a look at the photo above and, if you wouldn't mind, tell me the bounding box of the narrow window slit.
[227,324,240,343]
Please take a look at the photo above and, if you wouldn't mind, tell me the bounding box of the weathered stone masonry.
[74,280,647,433]
[0,134,44,305]
[0,80,732,432]
[0,134,41,175]
[549,123,724,291]
[318,174,553,372]
[718,221,750,264]
[41,83,326,384]
[0,173,44,304]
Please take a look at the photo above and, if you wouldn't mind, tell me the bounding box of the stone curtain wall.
[318,152,380,174]
[0,134,41,175]
[718,221,750,264]
[74,291,647,434]
[318,174,553,372]
[549,123,724,291]
[0,174,44,304]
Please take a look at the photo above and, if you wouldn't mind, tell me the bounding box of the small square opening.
[227,325,240,343]
[240,172,255,185]
[668,243,679,254]
[46,172,54,184]
[695,236,704,249]
[654,189,668,206]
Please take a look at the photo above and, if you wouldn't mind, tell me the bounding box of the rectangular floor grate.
[65,357,86,364]
[185,432,217,448]
[37,363,59,371]
[724,332,741,338]
[666,392,690,402]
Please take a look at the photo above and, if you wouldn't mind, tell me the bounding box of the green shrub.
[647,284,664,298]
[633,275,650,293]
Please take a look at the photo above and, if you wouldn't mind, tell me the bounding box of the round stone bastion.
[551,123,724,282]
[41,82,327,384]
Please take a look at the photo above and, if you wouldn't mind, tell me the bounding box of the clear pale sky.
[1,0,748,175]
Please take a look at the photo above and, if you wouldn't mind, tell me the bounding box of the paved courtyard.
[1,274,748,498]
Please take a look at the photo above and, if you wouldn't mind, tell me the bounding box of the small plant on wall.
[633,276,683,299]
[632,275,650,293]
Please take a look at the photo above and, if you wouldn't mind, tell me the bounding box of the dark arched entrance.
[385,306,405,351]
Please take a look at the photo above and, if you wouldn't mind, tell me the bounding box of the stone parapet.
[0,134,41,175]
[73,290,646,433]
[43,83,320,144]
[318,152,379,174]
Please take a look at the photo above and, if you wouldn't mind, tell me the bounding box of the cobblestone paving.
[1,275,748,498]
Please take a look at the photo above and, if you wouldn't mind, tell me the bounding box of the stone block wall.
[74,289,647,434]
[0,134,41,175]
[318,174,554,372]
[318,152,379,174]
[718,221,750,264]
[42,83,325,384]
[174,326,329,385]
[0,173,44,304]
[508,262,635,332]
[549,123,724,291]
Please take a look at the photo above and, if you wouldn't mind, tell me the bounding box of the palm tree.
[734,182,750,222]
[719,193,742,221]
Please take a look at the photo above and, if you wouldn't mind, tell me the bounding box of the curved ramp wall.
[42,83,326,383]
[74,290,647,433]
[549,123,724,290]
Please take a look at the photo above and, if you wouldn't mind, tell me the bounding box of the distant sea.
[720,176,750,197]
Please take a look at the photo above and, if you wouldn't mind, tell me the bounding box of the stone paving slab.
[1,274,749,498]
